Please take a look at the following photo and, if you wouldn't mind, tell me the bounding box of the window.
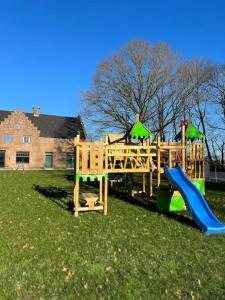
[4,135,12,143]
[16,152,30,164]
[66,153,74,169]
[16,124,21,130]
[23,135,31,143]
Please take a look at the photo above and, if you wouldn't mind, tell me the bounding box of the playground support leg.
[104,177,108,215]
[150,171,153,197]
[181,125,186,171]
[142,173,146,193]
[157,135,161,202]
[99,177,103,204]
[146,173,152,203]
[130,173,134,194]
[74,178,79,217]
[125,174,128,192]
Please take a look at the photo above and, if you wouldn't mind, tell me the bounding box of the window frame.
[23,135,31,144]
[16,151,30,164]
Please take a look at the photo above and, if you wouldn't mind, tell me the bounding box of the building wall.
[0,110,74,169]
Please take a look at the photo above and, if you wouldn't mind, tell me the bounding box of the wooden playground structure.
[73,119,205,216]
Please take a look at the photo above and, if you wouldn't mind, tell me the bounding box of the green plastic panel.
[191,179,205,195]
[158,193,186,212]
[186,123,205,140]
[130,121,151,139]
[76,173,108,182]
[158,179,205,212]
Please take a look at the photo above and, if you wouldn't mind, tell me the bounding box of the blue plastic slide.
[164,165,225,234]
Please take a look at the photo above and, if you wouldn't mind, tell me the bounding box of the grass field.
[0,171,225,299]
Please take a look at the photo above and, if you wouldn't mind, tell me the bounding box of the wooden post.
[135,113,140,122]
[75,134,80,174]
[74,135,80,216]
[74,177,80,217]
[73,183,77,215]
[146,173,150,202]
[104,135,108,215]
[146,171,153,201]
[150,171,153,197]
[142,173,146,193]
[73,136,77,213]
[157,135,161,204]
[193,143,196,179]
[99,177,103,204]
[147,138,150,169]
[157,135,161,188]
[181,125,186,171]
[104,176,108,215]
[189,142,191,178]
[202,141,205,179]
[105,135,109,170]
[168,140,172,168]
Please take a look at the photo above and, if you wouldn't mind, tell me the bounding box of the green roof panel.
[129,121,152,139]
[186,123,205,140]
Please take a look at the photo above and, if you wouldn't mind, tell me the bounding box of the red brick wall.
[0,110,74,169]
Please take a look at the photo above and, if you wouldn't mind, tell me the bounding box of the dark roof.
[0,110,86,139]
[0,110,11,122]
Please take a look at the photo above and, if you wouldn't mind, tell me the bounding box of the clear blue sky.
[0,0,224,117]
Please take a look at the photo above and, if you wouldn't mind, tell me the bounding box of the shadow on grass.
[33,182,198,230]
[39,170,75,182]
[66,174,74,181]
[109,187,198,230]
[33,184,74,213]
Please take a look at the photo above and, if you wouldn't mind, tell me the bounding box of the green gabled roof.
[186,123,205,140]
[128,121,152,139]
[175,122,205,141]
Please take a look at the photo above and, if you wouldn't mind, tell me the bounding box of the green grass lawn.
[0,171,225,299]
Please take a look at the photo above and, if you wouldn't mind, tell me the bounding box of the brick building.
[0,108,86,169]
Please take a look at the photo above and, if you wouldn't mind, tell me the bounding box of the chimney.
[33,107,40,117]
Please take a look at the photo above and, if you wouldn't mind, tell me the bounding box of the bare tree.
[209,135,225,170]
[210,137,220,163]
[82,39,221,148]
[208,64,225,130]
[185,60,215,161]
[83,40,181,136]
[215,140,225,169]
[146,60,214,140]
